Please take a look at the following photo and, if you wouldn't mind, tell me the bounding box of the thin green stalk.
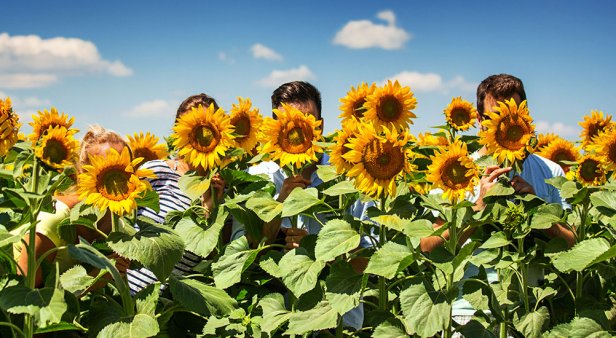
[444,207,459,338]
[575,197,590,310]
[24,161,42,338]
[517,238,530,313]
[335,315,343,338]
[110,213,118,233]
[378,195,388,311]
[0,322,26,338]
[500,322,507,338]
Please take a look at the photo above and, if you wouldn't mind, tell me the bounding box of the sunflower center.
[96,166,132,201]
[134,148,158,163]
[495,117,530,150]
[608,141,616,164]
[451,108,471,126]
[441,158,471,188]
[580,159,600,181]
[233,114,251,140]
[353,99,367,119]
[279,121,313,154]
[552,149,575,164]
[43,138,68,164]
[378,95,402,122]
[362,140,404,180]
[191,124,220,152]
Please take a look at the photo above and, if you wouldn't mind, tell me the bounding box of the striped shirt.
[126,160,202,295]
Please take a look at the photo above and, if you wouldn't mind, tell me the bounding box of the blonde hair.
[77,125,129,173]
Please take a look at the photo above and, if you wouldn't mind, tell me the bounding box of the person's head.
[176,93,219,122]
[476,74,527,119]
[78,125,129,173]
[271,81,322,120]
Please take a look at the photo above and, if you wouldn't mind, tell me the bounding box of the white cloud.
[535,120,579,138]
[0,32,133,88]
[125,100,174,118]
[333,10,410,50]
[383,71,476,93]
[218,51,235,64]
[251,43,283,61]
[256,65,315,88]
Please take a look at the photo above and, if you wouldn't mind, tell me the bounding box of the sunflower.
[426,139,479,203]
[172,103,235,171]
[537,138,580,172]
[590,127,616,171]
[1,97,20,156]
[230,97,263,154]
[444,97,477,131]
[259,103,323,170]
[575,155,606,186]
[29,107,76,144]
[417,131,450,147]
[478,98,535,165]
[343,123,414,198]
[329,122,360,175]
[579,110,614,148]
[363,80,417,131]
[35,126,79,169]
[535,133,559,151]
[338,82,376,127]
[78,147,156,216]
[127,132,169,165]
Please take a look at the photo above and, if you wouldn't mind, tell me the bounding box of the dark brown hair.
[271,81,322,119]
[476,74,527,116]
[176,93,219,121]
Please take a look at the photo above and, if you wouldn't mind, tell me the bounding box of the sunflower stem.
[111,213,118,233]
[24,161,42,338]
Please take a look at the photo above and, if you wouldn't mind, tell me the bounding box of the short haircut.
[476,74,527,116]
[176,93,219,121]
[271,81,322,119]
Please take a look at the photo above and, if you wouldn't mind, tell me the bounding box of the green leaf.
[212,236,262,289]
[403,219,435,239]
[245,192,283,222]
[135,283,159,317]
[322,180,357,196]
[259,293,292,335]
[590,190,616,215]
[285,301,338,335]
[372,319,409,338]
[316,165,339,182]
[136,189,160,213]
[279,248,326,298]
[97,314,159,338]
[0,286,67,328]
[174,208,227,259]
[474,155,498,168]
[552,238,611,272]
[259,250,283,279]
[365,242,413,279]
[484,182,515,198]
[371,214,407,232]
[59,265,96,294]
[33,322,84,334]
[513,306,549,338]
[314,219,361,262]
[530,204,563,230]
[108,223,184,281]
[399,283,450,337]
[201,316,230,335]
[169,276,237,317]
[0,228,25,248]
[544,317,611,338]
[325,260,365,315]
[178,172,210,201]
[479,231,511,249]
[281,187,321,217]
[560,181,587,203]
[531,286,556,305]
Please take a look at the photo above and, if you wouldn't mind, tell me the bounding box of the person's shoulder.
[140,159,172,173]
[525,154,565,177]
[248,161,281,176]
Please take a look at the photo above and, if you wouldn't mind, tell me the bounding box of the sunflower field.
[1,81,616,338]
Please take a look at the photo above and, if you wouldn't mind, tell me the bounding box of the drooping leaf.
[0,285,67,328]
[285,301,338,335]
[530,204,563,230]
[135,283,159,317]
[59,265,96,294]
[259,250,283,279]
[97,313,159,338]
[316,165,339,183]
[322,180,357,196]
[552,238,611,272]
[108,223,184,281]
[212,236,262,289]
[483,182,515,199]
[178,172,210,201]
[403,219,435,239]
[245,192,283,222]
[372,319,409,338]
[513,306,549,338]
[136,189,160,213]
[544,317,611,338]
[399,283,450,337]
[325,260,366,315]
[365,242,413,279]
[281,187,321,217]
[479,231,511,249]
[279,248,326,298]
[174,208,227,259]
[259,293,292,335]
[314,219,361,262]
[169,276,237,317]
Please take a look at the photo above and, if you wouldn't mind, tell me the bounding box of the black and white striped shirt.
[126,160,201,295]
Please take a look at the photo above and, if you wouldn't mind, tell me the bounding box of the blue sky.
[2,1,615,141]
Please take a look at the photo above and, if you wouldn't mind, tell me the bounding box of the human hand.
[276,175,311,202]
[474,165,512,211]
[281,227,308,250]
[203,173,226,212]
[510,175,535,195]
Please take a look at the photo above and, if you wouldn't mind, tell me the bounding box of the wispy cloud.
[218,51,235,64]
[535,120,579,139]
[250,43,283,62]
[382,71,476,93]
[0,91,52,124]
[333,10,411,50]
[256,65,315,88]
[0,32,133,89]
[124,99,174,118]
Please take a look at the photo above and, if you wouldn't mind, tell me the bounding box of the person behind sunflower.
[125,93,226,295]
[14,125,131,287]
[247,81,374,330]
[420,74,576,332]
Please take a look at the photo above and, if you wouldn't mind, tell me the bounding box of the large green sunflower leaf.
[281,187,321,217]
[97,313,159,338]
[279,248,326,298]
[399,283,450,337]
[0,285,67,328]
[169,275,237,317]
[259,293,292,335]
[173,208,227,258]
[325,260,366,315]
[314,219,361,262]
[212,236,263,289]
[285,301,338,335]
[365,242,413,279]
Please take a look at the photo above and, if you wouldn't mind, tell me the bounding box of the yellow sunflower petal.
[444,97,477,131]
[0,97,21,156]
[127,132,169,165]
[230,97,263,155]
[34,126,79,169]
[363,80,417,131]
[426,139,479,203]
[29,107,76,144]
